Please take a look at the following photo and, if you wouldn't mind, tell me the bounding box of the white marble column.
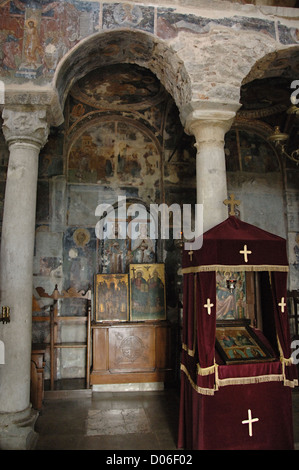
[184,108,237,233]
[0,108,49,449]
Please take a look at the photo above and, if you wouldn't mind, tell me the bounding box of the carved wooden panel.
[109,326,155,372]
[90,321,171,385]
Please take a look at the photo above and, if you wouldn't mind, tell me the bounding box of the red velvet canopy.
[178,216,297,450]
[182,215,289,271]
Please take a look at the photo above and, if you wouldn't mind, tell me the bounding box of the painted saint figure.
[24,19,43,67]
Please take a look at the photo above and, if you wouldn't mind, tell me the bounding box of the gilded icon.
[129,263,166,321]
[95,273,129,322]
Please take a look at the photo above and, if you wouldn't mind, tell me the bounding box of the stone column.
[0,108,49,449]
[183,107,237,233]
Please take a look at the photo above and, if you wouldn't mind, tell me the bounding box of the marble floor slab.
[86,408,151,436]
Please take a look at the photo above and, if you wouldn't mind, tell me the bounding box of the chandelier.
[268,105,299,165]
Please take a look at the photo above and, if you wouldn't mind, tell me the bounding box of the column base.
[0,406,39,450]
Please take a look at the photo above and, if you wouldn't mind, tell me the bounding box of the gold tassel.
[182,264,288,274]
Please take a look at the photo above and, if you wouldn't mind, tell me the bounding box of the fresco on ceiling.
[225,129,280,173]
[239,77,291,118]
[66,64,196,190]
[71,63,165,111]
[68,120,161,187]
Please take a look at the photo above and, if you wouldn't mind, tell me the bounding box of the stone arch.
[223,46,299,237]
[53,29,191,117]
[237,44,299,152]
[241,45,299,86]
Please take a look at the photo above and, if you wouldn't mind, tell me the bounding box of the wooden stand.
[33,286,173,392]
[33,285,92,390]
[90,320,172,386]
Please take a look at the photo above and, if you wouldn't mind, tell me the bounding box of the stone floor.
[34,382,299,451]
[35,385,180,451]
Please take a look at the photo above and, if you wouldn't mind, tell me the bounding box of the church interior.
[1,0,299,451]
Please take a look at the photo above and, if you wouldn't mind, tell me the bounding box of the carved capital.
[185,110,236,141]
[2,108,49,149]
[180,101,240,141]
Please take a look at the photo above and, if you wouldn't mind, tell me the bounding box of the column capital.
[180,101,240,140]
[2,107,49,149]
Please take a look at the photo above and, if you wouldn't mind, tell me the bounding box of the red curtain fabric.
[178,216,296,450]
[178,379,294,450]
[270,271,297,383]
[271,271,291,358]
[181,272,217,394]
[196,272,216,369]
[182,273,196,356]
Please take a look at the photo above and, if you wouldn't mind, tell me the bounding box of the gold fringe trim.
[182,342,195,357]
[285,378,298,387]
[182,264,289,274]
[197,362,217,376]
[180,364,216,396]
[216,373,284,387]
[181,359,298,395]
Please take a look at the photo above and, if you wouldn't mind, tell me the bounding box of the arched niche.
[66,115,162,195]
[53,29,191,116]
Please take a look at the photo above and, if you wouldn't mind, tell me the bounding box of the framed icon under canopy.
[215,320,275,365]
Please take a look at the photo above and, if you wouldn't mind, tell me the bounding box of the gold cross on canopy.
[239,244,252,263]
[188,250,194,261]
[278,297,286,313]
[223,193,241,216]
[204,298,214,315]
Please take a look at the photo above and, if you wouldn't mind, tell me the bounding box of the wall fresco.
[278,22,299,45]
[225,129,280,173]
[63,226,96,292]
[102,3,154,33]
[157,9,276,40]
[0,0,99,81]
[0,0,296,84]
[67,120,161,188]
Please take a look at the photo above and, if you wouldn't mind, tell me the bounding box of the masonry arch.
[222,45,299,237]
[53,29,191,118]
[237,45,299,169]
